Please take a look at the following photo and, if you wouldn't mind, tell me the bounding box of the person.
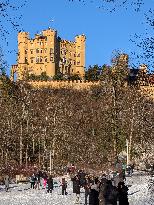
[126,165,132,176]
[47,175,53,193]
[72,175,80,203]
[104,180,118,205]
[4,175,9,192]
[84,176,91,205]
[61,178,67,195]
[89,177,100,205]
[78,169,86,187]
[37,170,43,189]
[99,175,108,205]
[113,173,121,188]
[30,173,36,189]
[118,182,129,205]
[42,172,48,189]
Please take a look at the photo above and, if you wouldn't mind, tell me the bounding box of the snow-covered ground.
[127,172,154,205]
[0,172,153,205]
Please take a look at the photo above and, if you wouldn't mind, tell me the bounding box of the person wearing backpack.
[104,180,118,205]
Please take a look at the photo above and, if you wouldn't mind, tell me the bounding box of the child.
[61,178,67,195]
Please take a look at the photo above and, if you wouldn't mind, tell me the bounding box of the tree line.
[0,62,153,175]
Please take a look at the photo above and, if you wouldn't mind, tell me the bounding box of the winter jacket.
[73,178,80,194]
[118,184,129,205]
[47,177,53,190]
[89,184,99,205]
[104,183,118,205]
[99,178,108,205]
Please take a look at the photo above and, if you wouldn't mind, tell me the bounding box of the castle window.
[36,48,39,53]
[40,57,43,63]
[45,57,48,62]
[44,48,47,53]
[40,49,43,53]
[25,57,28,63]
[30,49,33,54]
[30,58,34,63]
[74,53,76,57]
[72,69,74,72]
[40,41,43,45]
[45,42,47,46]
[36,57,39,63]
[77,53,80,57]
[50,48,53,53]
[25,50,28,54]
[77,61,80,65]
[63,57,66,63]
[50,56,54,62]
[74,61,76,65]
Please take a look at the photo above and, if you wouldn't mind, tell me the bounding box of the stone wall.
[28,80,100,90]
[28,80,154,100]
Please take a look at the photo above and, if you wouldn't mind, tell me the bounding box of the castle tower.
[42,28,57,77]
[75,35,86,77]
[18,32,29,80]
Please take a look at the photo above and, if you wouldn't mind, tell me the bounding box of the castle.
[11,28,86,80]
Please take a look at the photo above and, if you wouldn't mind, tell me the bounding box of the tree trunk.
[26,144,28,168]
[38,138,41,166]
[20,123,23,166]
[128,105,135,163]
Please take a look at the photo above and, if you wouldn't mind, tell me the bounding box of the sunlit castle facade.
[11,28,86,80]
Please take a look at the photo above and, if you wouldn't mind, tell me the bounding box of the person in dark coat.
[118,182,129,205]
[84,176,91,205]
[47,175,53,193]
[78,170,86,187]
[104,180,118,205]
[99,176,108,205]
[72,175,81,203]
[61,178,67,195]
[30,173,36,189]
[4,175,9,192]
[89,177,100,205]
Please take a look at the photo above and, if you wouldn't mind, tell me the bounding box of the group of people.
[2,165,130,205]
[71,169,129,205]
[30,171,54,193]
[30,170,68,195]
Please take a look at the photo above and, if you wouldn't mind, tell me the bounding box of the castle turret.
[18,32,29,79]
[75,34,86,77]
[42,28,57,77]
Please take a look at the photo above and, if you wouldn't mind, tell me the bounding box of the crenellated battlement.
[28,80,100,90]
[27,80,154,100]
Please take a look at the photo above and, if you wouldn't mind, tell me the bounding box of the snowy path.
[127,172,154,205]
[0,176,85,205]
[0,173,153,205]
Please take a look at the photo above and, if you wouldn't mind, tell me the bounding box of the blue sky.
[1,0,154,75]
